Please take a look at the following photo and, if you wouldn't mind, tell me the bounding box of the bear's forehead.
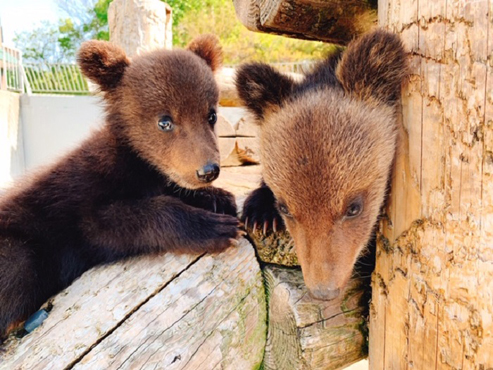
[259,90,396,212]
[122,50,218,109]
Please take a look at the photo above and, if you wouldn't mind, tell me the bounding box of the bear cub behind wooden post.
[0,35,240,340]
[236,30,407,301]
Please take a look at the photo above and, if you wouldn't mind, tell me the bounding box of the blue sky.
[0,0,61,46]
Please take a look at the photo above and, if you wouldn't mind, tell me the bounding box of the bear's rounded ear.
[336,29,408,105]
[187,34,223,72]
[235,63,295,121]
[77,40,130,92]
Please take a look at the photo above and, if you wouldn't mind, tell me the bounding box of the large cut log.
[263,265,368,370]
[370,0,493,369]
[0,239,266,370]
[233,0,377,44]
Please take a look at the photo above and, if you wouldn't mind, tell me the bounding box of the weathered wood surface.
[233,0,377,44]
[217,68,241,107]
[108,0,173,57]
[0,239,266,370]
[370,0,493,369]
[263,266,367,370]
[216,110,262,166]
[215,165,262,201]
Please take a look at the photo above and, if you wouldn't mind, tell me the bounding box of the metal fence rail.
[3,54,316,95]
[23,63,90,95]
[0,45,24,92]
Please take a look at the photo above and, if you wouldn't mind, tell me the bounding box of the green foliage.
[14,21,67,63]
[174,0,336,64]
[14,0,111,63]
[15,0,334,64]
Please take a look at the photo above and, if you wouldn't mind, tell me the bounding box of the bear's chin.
[168,172,211,190]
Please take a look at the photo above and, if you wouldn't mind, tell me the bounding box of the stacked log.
[0,240,266,370]
[247,230,371,369]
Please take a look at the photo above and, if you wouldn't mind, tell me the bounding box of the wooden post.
[108,0,173,57]
[370,0,493,368]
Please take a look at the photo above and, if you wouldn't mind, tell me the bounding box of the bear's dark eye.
[277,203,292,218]
[345,197,363,219]
[158,116,174,132]
[208,109,217,125]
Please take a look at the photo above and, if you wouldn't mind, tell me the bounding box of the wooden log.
[214,165,262,200]
[370,0,493,369]
[263,265,368,370]
[217,68,304,107]
[0,239,266,369]
[218,107,247,129]
[108,0,173,57]
[236,137,261,164]
[218,137,237,163]
[217,68,241,107]
[215,114,236,137]
[233,0,377,44]
[235,117,258,137]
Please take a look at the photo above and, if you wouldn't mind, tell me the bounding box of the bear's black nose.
[196,163,220,183]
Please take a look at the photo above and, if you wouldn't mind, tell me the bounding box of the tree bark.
[370,0,493,368]
[233,0,378,44]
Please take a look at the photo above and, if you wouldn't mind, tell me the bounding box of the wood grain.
[263,266,367,370]
[0,240,266,370]
[370,0,493,368]
[233,0,377,44]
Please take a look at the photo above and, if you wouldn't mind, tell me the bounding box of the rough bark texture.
[0,239,266,370]
[233,0,378,44]
[370,0,493,368]
[263,266,368,370]
[249,230,299,266]
[108,0,172,57]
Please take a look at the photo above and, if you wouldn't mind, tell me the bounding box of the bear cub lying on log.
[0,35,240,341]
[236,30,407,301]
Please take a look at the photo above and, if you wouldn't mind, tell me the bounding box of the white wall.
[20,94,105,172]
[0,90,23,189]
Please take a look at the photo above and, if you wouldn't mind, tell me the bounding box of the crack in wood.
[64,254,205,370]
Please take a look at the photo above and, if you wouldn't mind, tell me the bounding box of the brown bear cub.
[236,30,407,301]
[0,35,240,341]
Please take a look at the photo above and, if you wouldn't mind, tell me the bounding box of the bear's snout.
[196,163,220,183]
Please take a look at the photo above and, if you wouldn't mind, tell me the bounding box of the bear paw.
[193,212,242,253]
[186,187,237,216]
[241,186,284,235]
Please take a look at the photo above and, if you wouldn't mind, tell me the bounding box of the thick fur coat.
[0,35,239,340]
[236,30,408,300]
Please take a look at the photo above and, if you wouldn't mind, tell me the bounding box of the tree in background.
[14,0,111,62]
[173,0,335,64]
[14,0,334,64]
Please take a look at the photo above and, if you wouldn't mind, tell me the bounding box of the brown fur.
[236,29,408,300]
[0,35,239,341]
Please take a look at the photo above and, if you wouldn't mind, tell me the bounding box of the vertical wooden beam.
[370,0,493,368]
